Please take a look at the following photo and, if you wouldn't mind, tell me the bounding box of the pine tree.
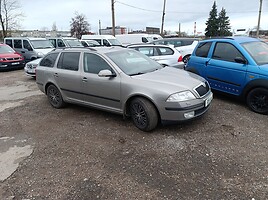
[218,8,232,36]
[205,1,219,37]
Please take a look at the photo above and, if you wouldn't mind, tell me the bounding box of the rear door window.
[14,39,22,48]
[57,52,80,71]
[195,42,212,58]
[40,53,59,67]
[157,47,174,55]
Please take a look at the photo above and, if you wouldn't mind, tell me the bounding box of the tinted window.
[135,47,156,56]
[142,37,149,43]
[103,39,110,46]
[57,39,65,47]
[158,47,173,55]
[5,39,13,47]
[23,40,33,51]
[212,42,244,62]
[57,52,80,71]
[195,42,212,58]
[49,39,56,47]
[84,53,112,74]
[40,53,59,67]
[182,40,194,46]
[14,39,22,48]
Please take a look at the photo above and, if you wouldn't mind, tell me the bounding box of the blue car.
[185,36,268,114]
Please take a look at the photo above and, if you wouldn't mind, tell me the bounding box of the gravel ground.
[0,69,267,200]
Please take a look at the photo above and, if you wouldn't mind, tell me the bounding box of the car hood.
[259,64,268,73]
[0,52,22,58]
[26,58,42,65]
[131,67,205,92]
[35,48,54,55]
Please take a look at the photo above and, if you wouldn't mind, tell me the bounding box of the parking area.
[0,69,267,199]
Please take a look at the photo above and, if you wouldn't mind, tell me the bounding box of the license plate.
[11,62,20,65]
[205,93,213,107]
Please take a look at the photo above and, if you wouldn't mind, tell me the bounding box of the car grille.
[6,57,20,61]
[194,82,210,97]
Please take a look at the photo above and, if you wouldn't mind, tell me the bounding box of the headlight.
[37,52,44,57]
[166,91,196,102]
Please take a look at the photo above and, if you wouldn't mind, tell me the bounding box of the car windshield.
[242,41,268,65]
[65,39,84,47]
[0,45,15,53]
[30,40,54,49]
[106,49,163,75]
[108,39,122,46]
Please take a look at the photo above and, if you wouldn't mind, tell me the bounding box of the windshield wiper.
[129,72,144,76]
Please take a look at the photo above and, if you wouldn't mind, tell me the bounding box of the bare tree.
[0,0,23,39]
[70,12,90,39]
[52,22,57,32]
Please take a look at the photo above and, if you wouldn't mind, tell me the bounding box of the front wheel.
[246,88,268,114]
[47,85,65,108]
[130,98,158,132]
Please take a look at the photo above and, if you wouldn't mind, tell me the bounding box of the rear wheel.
[47,85,65,108]
[130,98,158,131]
[246,88,268,114]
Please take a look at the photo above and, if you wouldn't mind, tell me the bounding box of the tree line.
[0,0,232,40]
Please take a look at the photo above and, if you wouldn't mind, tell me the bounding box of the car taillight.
[178,55,183,62]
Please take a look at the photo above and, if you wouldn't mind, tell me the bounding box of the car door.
[205,42,248,95]
[81,52,121,113]
[53,51,84,102]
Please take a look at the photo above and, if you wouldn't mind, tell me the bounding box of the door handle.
[82,77,87,82]
[21,51,25,53]
[54,73,58,77]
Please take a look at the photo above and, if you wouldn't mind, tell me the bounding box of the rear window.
[195,42,212,58]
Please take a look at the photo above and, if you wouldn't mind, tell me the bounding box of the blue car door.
[205,42,248,96]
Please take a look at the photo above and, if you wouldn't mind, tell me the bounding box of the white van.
[81,35,122,47]
[47,37,84,48]
[4,37,54,61]
[115,34,159,46]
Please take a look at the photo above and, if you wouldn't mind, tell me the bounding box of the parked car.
[0,43,25,71]
[24,58,42,77]
[150,38,199,63]
[81,35,122,47]
[128,44,185,69]
[80,39,100,47]
[185,36,268,114]
[4,37,54,62]
[116,34,160,46]
[48,37,84,48]
[36,47,213,131]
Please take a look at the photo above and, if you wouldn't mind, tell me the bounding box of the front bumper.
[160,92,213,124]
[24,65,37,77]
[0,61,25,71]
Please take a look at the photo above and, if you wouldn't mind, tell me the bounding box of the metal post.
[256,0,263,37]
[161,0,166,36]
[111,0,115,36]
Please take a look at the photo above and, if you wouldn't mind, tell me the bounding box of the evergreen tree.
[205,1,218,37]
[218,8,232,36]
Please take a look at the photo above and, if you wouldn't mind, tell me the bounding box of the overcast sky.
[20,0,268,34]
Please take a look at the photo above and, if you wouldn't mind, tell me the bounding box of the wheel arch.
[44,82,57,95]
[124,94,161,121]
[242,79,268,99]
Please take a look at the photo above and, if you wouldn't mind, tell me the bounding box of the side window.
[57,39,65,47]
[83,53,112,74]
[158,47,174,55]
[5,39,13,47]
[40,53,59,67]
[136,47,154,56]
[14,39,22,48]
[57,52,80,71]
[49,39,56,47]
[103,39,110,46]
[195,42,212,58]
[142,37,149,43]
[212,42,244,63]
[23,40,33,51]
[154,41,164,45]
[94,39,102,45]
[81,41,88,47]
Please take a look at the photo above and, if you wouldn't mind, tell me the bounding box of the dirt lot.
[0,69,267,200]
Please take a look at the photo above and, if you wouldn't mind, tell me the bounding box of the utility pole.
[111,0,115,36]
[160,0,166,36]
[256,0,263,37]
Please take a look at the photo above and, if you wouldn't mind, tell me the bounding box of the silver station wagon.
[36,47,213,131]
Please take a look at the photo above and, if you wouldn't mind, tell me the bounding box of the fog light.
[184,111,195,119]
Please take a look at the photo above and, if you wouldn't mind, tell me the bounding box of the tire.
[47,85,65,108]
[246,88,268,114]
[130,98,158,132]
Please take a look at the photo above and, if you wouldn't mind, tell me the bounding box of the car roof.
[128,44,173,48]
[153,38,199,42]
[51,46,126,54]
[201,36,260,44]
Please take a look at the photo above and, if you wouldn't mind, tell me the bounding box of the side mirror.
[235,57,247,64]
[98,69,116,77]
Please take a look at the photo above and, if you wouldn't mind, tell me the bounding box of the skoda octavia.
[36,47,213,131]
